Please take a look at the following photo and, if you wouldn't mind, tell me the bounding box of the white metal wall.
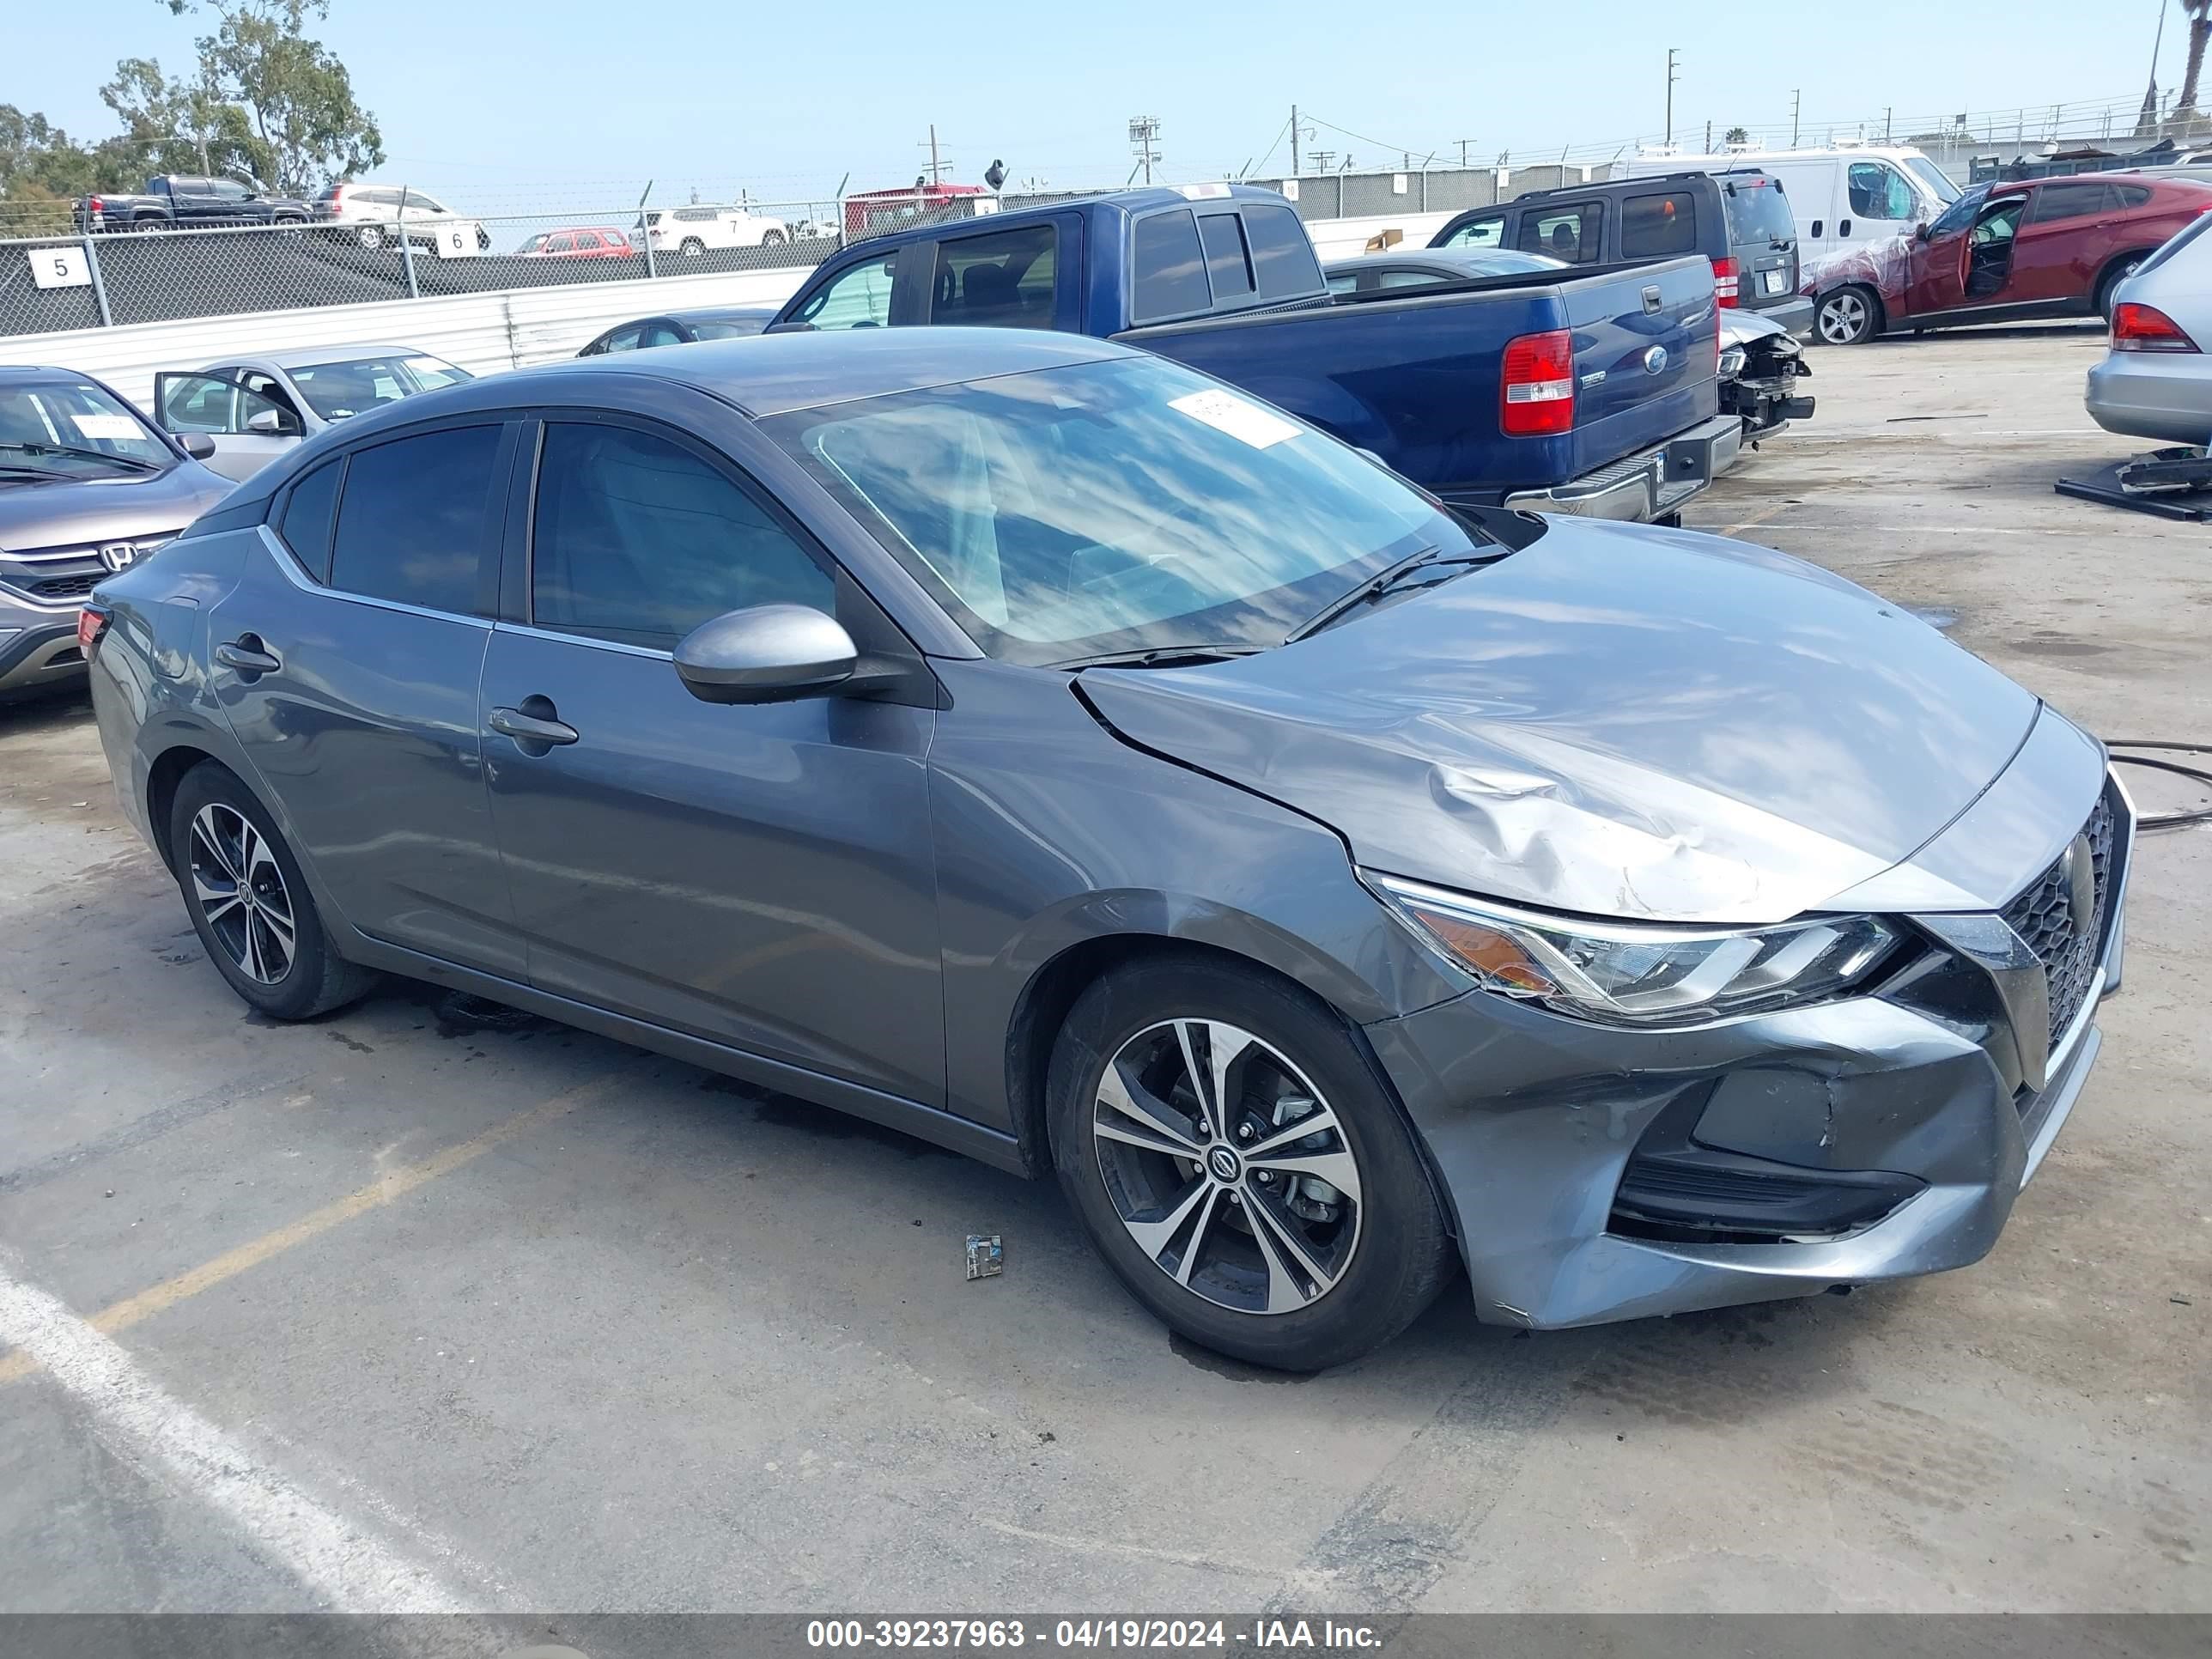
[2,208,1465,412]
[1,265,812,410]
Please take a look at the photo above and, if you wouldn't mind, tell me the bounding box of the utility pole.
[1705,119,1711,152]
[1310,149,1334,172]
[1885,106,1893,143]
[1790,88,1802,147]
[1291,105,1297,177]
[916,125,946,185]
[1456,137,1474,168]
[1665,47,1680,144]
[1128,116,1162,185]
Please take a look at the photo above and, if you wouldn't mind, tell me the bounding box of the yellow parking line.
[0,1071,627,1386]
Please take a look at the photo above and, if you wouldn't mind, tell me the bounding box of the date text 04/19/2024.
[804,1620,1383,1650]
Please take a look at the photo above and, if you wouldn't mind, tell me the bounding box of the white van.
[1620,144,1960,258]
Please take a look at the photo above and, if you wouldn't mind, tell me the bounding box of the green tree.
[0,106,136,234]
[1723,125,1749,145]
[109,0,384,193]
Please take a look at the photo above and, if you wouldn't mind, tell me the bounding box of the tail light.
[1501,328,1575,436]
[77,605,110,656]
[2112,301,2198,353]
[1711,256,1740,307]
[88,196,106,215]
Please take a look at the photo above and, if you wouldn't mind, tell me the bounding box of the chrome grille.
[0,533,177,605]
[2002,793,2115,1047]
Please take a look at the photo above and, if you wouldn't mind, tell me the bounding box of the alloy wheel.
[1091,1018,1364,1316]
[1819,291,1869,344]
[187,803,296,985]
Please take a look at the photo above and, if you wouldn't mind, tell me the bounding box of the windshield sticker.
[1168,389,1300,450]
[71,414,143,441]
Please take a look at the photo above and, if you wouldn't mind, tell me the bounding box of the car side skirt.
[337,930,1032,1176]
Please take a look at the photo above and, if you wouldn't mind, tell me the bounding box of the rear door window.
[2110,184,2153,210]
[329,424,503,615]
[1516,202,1603,263]
[1620,191,1698,258]
[2029,181,2109,225]
[1198,214,1255,301]
[1241,204,1324,299]
[1133,209,1212,320]
[930,223,1058,327]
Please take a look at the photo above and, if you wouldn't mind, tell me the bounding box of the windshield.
[0,380,171,471]
[1723,177,1797,242]
[1905,156,1962,205]
[767,355,1479,666]
[287,355,474,421]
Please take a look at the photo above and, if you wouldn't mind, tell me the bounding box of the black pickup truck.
[76,175,314,234]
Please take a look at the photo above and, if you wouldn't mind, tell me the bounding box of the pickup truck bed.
[1128,255,1729,516]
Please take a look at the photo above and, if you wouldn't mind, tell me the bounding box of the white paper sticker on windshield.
[71,414,142,441]
[1168,389,1299,450]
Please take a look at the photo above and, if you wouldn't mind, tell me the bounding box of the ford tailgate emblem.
[1642,345,1669,374]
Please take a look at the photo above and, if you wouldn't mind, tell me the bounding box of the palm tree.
[2179,0,2212,115]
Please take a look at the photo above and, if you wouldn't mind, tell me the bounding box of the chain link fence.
[2,198,870,340]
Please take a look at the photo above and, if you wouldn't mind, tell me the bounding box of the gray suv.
[1,366,233,698]
[84,330,2127,1370]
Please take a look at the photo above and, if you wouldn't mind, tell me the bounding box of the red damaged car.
[1805,173,2212,344]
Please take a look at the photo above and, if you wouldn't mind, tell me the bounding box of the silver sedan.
[2087,214,2212,447]
[151,344,474,482]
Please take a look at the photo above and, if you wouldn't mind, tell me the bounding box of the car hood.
[0,462,234,550]
[1077,520,2041,925]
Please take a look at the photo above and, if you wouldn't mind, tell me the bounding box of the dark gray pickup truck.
[76,175,314,234]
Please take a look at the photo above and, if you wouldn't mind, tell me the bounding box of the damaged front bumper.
[1361,775,2133,1331]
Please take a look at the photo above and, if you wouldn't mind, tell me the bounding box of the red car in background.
[1805,173,2212,344]
[515,226,633,258]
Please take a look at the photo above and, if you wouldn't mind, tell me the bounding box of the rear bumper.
[2086,353,2212,447]
[1746,296,1815,339]
[1501,413,1743,522]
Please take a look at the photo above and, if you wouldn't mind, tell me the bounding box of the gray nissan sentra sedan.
[84,328,2132,1371]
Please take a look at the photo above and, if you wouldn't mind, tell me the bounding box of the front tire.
[762,228,786,246]
[1048,955,1452,1372]
[356,223,386,251]
[169,763,376,1020]
[1816,284,1880,345]
[678,237,705,257]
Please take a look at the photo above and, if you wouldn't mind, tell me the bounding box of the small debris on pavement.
[965,1234,1003,1280]
[2173,1294,2194,1306]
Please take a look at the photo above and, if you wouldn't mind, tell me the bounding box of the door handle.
[215,635,282,676]
[489,703,579,747]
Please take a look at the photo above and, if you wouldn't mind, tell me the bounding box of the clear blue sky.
[4,0,2189,211]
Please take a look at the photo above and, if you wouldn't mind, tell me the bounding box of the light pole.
[1665,48,1680,144]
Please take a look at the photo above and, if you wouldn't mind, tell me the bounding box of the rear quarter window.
[1620,191,1698,258]
[1242,204,1325,300]
[276,458,343,583]
[1133,209,1212,321]
[328,425,502,614]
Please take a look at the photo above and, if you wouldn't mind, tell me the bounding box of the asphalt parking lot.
[3,322,2209,1620]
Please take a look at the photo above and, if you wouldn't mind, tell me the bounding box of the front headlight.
[1369,872,1900,1028]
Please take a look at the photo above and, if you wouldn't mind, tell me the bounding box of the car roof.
[668,305,781,323]
[1322,249,1558,276]
[231,343,441,370]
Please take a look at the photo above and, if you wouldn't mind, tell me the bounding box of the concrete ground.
[1,323,2207,1620]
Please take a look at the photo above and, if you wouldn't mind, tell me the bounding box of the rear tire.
[1048,954,1452,1372]
[2096,254,2149,321]
[678,237,705,257]
[356,223,386,251]
[763,228,786,246]
[1815,285,1880,345]
[168,763,377,1021]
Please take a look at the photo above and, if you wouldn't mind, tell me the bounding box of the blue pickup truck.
[769,185,1737,521]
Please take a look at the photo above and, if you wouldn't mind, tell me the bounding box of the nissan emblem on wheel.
[83,328,2132,1372]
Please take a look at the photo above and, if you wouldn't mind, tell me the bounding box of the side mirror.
[674,604,859,704]
[177,432,218,460]
[245,407,298,437]
[1915,222,1931,241]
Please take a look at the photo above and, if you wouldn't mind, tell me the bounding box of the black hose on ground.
[2106,742,2212,831]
